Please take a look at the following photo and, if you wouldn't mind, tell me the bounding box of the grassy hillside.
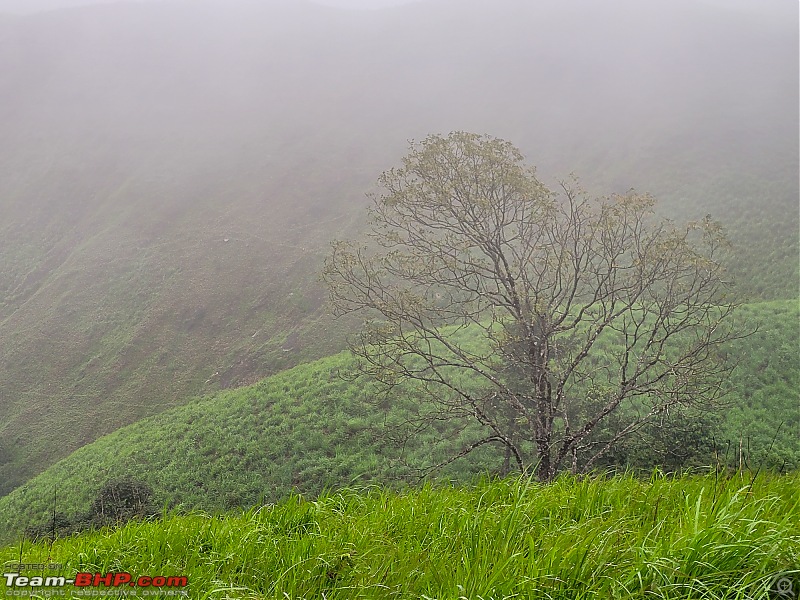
[1,473,798,599]
[0,0,797,497]
[0,299,795,541]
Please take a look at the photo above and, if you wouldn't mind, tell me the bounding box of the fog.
[0,0,797,496]
[0,0,423,14]
[0,0,792,14]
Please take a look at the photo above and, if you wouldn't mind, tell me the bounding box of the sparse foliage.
[90,477,156,525]
[324,132,741,481]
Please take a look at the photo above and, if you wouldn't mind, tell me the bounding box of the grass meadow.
[2,472,798,599]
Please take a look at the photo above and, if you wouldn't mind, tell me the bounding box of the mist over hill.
[0,0,797,497]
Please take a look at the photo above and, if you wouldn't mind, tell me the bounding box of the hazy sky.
[312,0,420,8]
[0,0,789,16]
[0,0,424,14]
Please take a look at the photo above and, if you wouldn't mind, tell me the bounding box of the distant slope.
[0,0,797,496]
[0,300,796,541]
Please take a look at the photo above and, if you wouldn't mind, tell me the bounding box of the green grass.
[1,472,798,599]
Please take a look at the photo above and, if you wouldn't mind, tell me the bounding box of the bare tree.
[324,132,740,482]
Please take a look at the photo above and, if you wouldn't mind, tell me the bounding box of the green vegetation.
[0,299,795,542]
[2,473,798,599]
[0,4,795,597]
[0,0,796,497]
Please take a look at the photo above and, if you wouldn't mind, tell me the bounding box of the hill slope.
[1,0,797,496]
[0,299,796,541]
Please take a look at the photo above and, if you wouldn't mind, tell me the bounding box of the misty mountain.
[0,0,797,497]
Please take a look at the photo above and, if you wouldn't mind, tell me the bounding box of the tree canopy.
[324,132,740,481]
